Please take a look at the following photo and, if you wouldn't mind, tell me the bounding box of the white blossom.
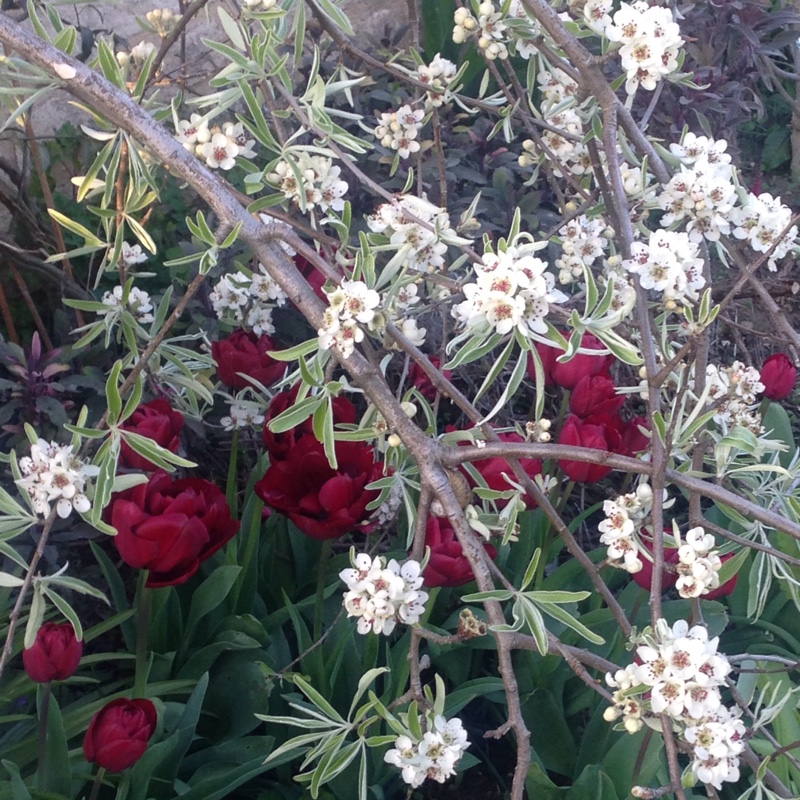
[221,401,266,431]
[267,153,348,214]
[340,553,428,635]
[374,104,425,159]
[99,285,154,324]
[201,132,239,170]
[17,439,99,519]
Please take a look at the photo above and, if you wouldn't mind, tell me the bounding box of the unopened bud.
[387,433,402,448]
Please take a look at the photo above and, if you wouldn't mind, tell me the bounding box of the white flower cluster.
[417,54,457,107]
[598,483,656,573]
[99,285,154,324]
[374,104,425,160]
[605,620,745,790]
[555,215,610,284]
[368,195,468,272]
[17,439,98,519]
[453,240,567,337]
[209,265,287,336]
[704,361,764,432]
[220,401,265,431]
[675,526,722,599]
[267,153,348,214]
[598,1,684,95]
[175,116,256,170]
[601,255,638,320]
[519,69,591,179]
[385,712,469,788]
[623,229,705,307]
[340,553,428,635]
[659,134,736,243]
[730,191,798,271]
[317,279,380,357]
[453,3,509,60]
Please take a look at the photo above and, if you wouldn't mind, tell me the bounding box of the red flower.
[110,471,239,588]
[528,332,614,390]
[211,330,285,390]
[703,553,739,600]
[569,374,626,418]
[83,698,157,773]
[619,415,650,457]
[408,356,452,402]
[557,414,621,483]
[262,388,357,461]
[467,432,542,509]
[22,622,83,683]
[422,516,497,588]
[255,435,382,539]
[295,252,329,302]
[119,399,184,471]
[760,353,797,401]
[632,534,679,593]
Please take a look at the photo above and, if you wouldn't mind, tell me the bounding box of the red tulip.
[255,435,382,539]
[619,415,650,457]
[119,399,184,471]
[110,471,239,588]
[467,432,542,509]
[422,516,497,588]
[262,387,357,461]
[557,414,621,482]
[408,356,452,401]
[760,353,797,401]
[703,553,739,600]
[528,332,614,390]
[22,622,83,683]
[83,698,157,772]
[570,374,626,418]
[632,534,679,592]
[211,330,285,390]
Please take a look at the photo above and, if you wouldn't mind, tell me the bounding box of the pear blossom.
[201,132,239,170]
[340,553,428,635]
[17,439,99,519]
[99,285,154,324]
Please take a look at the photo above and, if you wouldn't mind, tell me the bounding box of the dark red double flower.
[212,330,285,390]
[23,622,83,683]
[119,399,184,472]
[422,516,497,588]
[528,331,614,390]
[262,388,357,461]
[760,353,797,401]
[84,698,157,773]
[255,436,382,540]
[110,471,239,587]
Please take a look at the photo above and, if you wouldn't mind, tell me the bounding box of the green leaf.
[39,691,70,793]
[105,360,123,425]
[218,6,246,50]
[535,601,605,645]
[47,208,104,246]
[184,565,243,644]
[119,430,198,470]
[293,674,346,724]
[520,548,541,591]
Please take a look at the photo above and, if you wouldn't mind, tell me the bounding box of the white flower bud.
[387,433,402,448]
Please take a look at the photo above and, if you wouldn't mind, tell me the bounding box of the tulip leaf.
[1,760,32,800]
[39,691,70,794]
[183,566,243,647]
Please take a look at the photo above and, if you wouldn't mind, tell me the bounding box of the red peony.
[23,622,83,683]
[119,399,184,471]
[557,414,621,483]
[262,388,357,461]
[83,698,157,773]
[255,435,382,539]
[760,353,797,401]
[109,471,239,588]
[211,330,285,390]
